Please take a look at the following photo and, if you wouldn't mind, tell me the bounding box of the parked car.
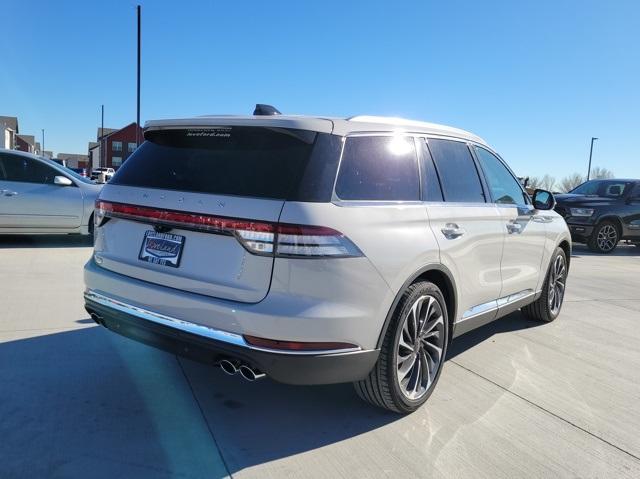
[84,111,571,413]
[0,149,101,236]
[90,167,115,183]
[555,179,640,253]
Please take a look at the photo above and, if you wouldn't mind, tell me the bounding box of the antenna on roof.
[253,104,281,116]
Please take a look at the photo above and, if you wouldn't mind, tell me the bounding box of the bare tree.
[540,174,556,190]
[590,166,614,179]
[526,174,556,191]
[527,176,542,189]
[559,173,584,192]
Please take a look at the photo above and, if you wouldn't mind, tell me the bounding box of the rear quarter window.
[335,136,420,201]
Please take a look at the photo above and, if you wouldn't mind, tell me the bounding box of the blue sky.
[1,0,638,180]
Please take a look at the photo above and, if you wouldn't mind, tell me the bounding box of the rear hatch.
[93,125,322,303]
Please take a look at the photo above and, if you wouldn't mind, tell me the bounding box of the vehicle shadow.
[0,311,536,477]
[0,327,229,478]
[448,309,543,360]
[570,242,639,258]
[178,309,538,474]
[0,234,93,249]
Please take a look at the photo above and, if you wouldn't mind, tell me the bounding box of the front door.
[473,146,547,316]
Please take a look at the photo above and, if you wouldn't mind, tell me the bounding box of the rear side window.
[111,127,317,200]
[335,136,419,201]
[0,154,56,184]
[428,139,485,203]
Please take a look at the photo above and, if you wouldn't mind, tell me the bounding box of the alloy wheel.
[548,254,566,315]
[597,224,618,252]
[396,295,445,400]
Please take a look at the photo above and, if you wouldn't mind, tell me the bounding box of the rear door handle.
[507,222,522,234]
[441,223,465,239]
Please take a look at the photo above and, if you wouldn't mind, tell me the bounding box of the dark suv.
[555,179,640,253]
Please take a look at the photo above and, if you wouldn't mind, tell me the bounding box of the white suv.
[84,110,570,413]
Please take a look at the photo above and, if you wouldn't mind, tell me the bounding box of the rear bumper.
[84,290,379,385]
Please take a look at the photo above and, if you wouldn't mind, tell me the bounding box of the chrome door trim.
[460,288,535,322]
[460,299,498,320]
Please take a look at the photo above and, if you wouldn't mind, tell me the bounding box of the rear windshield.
[110,127,317,199]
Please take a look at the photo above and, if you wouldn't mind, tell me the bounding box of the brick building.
[16,134,39,154]
[57,153,89,169]
[93,122,143,170]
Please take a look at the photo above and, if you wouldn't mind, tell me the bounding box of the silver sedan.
[0,149,102,235]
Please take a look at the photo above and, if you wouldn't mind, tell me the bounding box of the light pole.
[41,129,45,156]
[101,104,104,168]
[587,137,598,181]
[136,5,141,147]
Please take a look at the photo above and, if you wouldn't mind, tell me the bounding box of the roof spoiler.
[253,104,281,116]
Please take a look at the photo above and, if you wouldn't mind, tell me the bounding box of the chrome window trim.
[84,290,361,356]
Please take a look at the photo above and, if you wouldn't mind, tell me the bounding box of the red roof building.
[96,122,143,170]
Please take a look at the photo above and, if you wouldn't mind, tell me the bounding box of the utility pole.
[101,104,104,168]
[136,5,141,147]
[587,137,598,181]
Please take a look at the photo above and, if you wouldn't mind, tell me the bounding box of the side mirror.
[533,189,556,210]
[54,175,73,186]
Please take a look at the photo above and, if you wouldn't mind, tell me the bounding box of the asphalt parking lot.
[1,236,639,478]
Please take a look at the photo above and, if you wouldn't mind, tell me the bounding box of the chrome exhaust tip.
[219,359,238,376]
[239,365,266,381]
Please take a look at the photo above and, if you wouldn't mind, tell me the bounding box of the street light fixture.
[587,137,598,181]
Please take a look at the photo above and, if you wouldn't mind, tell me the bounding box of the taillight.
[275,224,362,258]
[96,201,362,258]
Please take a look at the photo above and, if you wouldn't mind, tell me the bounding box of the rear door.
[424,138,504,334]
[473,145,547,313]
[94,126,319,303]
[0,152,83,229]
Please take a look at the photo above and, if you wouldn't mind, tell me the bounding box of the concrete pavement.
[1,235,639,478]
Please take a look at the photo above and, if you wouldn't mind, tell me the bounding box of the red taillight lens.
[244,335,359,352]
[96,200,361,258]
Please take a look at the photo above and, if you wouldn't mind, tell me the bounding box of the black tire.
[354,281,449,414]
[521,247,567,322]
[587,220,619,254]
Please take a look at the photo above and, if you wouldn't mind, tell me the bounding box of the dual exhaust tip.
[219,359,266,381]
[88,311,265,382]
